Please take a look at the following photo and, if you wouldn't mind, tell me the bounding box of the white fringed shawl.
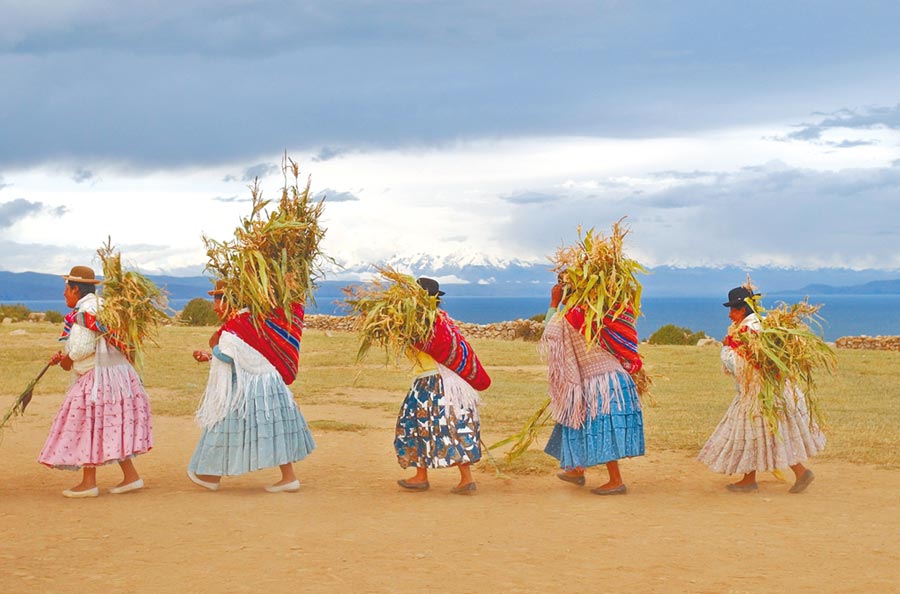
[436,362,482,416]
[541,313,633,429]
[195,331,287,428]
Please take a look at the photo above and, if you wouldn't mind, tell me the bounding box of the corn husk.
[97,239,170,373]
[342,267,438,364]
[488,398,552,461]
[726,297,836,434]
[0,363,51,439]
[553,218,647,344]
[204,155,328,325]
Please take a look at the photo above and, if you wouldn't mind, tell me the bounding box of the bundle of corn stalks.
[343,266,439,364]
[553,218,647,344]
[97,239,170,373]
[204,155,328,326]
[726,297,835,434]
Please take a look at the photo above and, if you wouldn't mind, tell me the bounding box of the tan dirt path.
[1,394,899,594]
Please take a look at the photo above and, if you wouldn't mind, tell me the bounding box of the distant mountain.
[3,264,899,302]
[782,279,900,295]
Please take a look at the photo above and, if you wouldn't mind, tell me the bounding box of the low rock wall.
[304,314,545,341]
[834,335,900,351]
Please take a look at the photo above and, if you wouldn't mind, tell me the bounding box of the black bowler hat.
[723,286,758,308]
[417,277,445,297]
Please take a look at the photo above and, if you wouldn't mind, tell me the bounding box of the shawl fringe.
[542,314,636,429]
[436,363,482,415]
[194,332,286,428]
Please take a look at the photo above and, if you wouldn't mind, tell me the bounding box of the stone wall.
[835,335,900,351]
[304,314,545,341]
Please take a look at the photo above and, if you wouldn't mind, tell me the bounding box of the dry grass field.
[2,322,899,593]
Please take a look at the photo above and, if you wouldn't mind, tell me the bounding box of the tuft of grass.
[308,419,372,432]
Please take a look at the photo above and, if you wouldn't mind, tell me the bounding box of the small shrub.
[0,303,30,321]
[180,298,220,326]
[44,310,64,324]
[529,312,546,323]
[648,324,708,346]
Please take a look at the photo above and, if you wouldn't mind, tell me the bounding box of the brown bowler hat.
[62,265,101,284]
[207,279,227,296]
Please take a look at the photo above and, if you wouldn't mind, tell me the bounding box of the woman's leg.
[116,459,141,487]
[69,466,97,492]
[455,463,474,489]
[276,462,297,486]
[596,460,624,490]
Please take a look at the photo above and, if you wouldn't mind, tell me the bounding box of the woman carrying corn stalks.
[187,281,315,493]
[394,278,491,495]
[697,286,824,494]
[542,275,645,495]
[38,266,154,498]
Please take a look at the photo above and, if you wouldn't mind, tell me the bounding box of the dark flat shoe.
[397,479,430,491]
[726,482,758,493]
[789,470,815,494]
[591,484,627,496]
[556,472,586,486]
[450,482,477,495]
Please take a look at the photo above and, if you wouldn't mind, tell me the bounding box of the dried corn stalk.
[552,218,647,344]
[204,154,328,325]
[343,267,438,364]
[97,238,170,373]
[726,297,835,434]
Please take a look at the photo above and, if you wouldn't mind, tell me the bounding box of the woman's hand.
[193,350,212,363]
[59,355,73,371]
[49,351,66,366]
[550,283,564,308]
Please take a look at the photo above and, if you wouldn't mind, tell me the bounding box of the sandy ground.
[2,392,899,594]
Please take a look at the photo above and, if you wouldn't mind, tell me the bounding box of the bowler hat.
[416,277,445,297]
[723,286,758,308]
[62,265,101,284]
[208,279,227,296]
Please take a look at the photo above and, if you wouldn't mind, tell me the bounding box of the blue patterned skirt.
[394,373,481,469]
[188,383,315,476]
[544,372,645,469]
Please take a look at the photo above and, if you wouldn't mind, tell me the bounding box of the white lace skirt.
[697,389,825,475]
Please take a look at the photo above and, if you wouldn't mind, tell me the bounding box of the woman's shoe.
[187,471,220,491]
[62,487,99,498]
[591,484,627,496]
[109,479,144,494]
[556,472,586,486]
[725,482,758,493]
[789,470,815,494]
[450,482,477,495]
[397,479,429,491]
[265,480,300,493]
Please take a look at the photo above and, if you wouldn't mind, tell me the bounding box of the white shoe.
[264,479,300,493]
[109,479,144,494]
[187,471,220,491]
[62,487,99,498]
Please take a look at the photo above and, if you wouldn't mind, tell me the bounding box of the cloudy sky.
[2,1,899,277]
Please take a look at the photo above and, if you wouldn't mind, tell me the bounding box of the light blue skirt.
[189,384,315,476]
[544,372,645,469]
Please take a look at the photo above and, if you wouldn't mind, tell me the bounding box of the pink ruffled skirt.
[38,368,154,470]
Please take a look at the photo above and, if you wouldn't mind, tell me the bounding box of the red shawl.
[416,310,491,391]
[218,303,304,385]
[564,305,642,373]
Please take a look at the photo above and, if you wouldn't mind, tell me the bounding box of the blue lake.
[6,294,900,341]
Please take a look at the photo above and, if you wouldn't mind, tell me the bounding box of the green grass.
[2,323,899,467]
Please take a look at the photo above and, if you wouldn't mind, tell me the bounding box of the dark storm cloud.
[497,163,900,268]
[4,2,900,170]
[0,198,43,227]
